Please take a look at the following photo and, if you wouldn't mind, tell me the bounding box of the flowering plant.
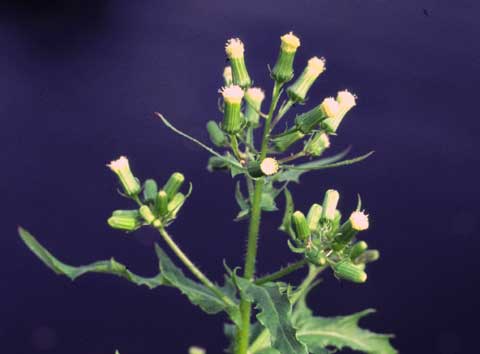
[19,32,396,354]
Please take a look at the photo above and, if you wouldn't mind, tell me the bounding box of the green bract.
[19,33,395,354]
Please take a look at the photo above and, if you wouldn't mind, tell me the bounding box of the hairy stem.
[235,81,283,354]
[156,226,235,308]
[254,259,308,285]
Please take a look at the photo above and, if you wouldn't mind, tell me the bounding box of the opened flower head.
[260,157,279,176]
[108,156,130,173]
[280,32,301,53]
[225,38,245,59]
[337,90,357,112]
[320,97,340,118]
[306,56,326,76]
[350,211,369,231]
[220,85,244,104]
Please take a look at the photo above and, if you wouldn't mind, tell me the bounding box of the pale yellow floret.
[107,156,130,172]
[350,211,369,231]
[320,97,340,118]
[337,90,357,112]
[220,85,244,104]
[189,346,206,354]
[246,87,265,103]
[223,66,232,82]
[225,38,245,59]
[324,189,339,220]
[280,31,301,52]
[260,157,279,176]
[319,132,330,148]
[306,56,326,76]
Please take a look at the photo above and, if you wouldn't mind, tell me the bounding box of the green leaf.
[154,245,240,324]
[18,227,165,289]
[236,279,308,354]
[235,182,249,210]
[275,149,373,184]
[296,309,397,354]
[279,188,295,239]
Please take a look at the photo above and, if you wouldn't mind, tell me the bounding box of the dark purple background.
[1,1,479,353]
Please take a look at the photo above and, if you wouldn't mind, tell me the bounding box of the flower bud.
[206,121,226,147]
[333,260,367,283]
[244,87,265,127]
[107,156,141,196]
[107,210,142,231]
[139,205,156,225]
[321,189,340,221]
[189,347,206,354]
[336,211,369,245]
[292,211,311,240]
[287,57,326,102]
[271,32,301,83]
[306,203,322,232]
[295,98,337,134]
[304,132,330,156]
[322,90,357,133]
[306,246,327,266]
[163,172,185,200]
[143,179,158,203]
[220,85,244,134]
[223,66,233,86]
[167,192,186,218]
[355,250,380,264]
[225,38,251,88]
[155,190,169,216]
[350,241,368,261]
[207,156,229,172]
[272,128,305,152]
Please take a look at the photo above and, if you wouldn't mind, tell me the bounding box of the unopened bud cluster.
[107,157,189,232]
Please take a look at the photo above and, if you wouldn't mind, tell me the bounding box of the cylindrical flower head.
[244,87,265,127]
[304,132,330,156]
[271,32,301,83]
[108,210,142,231]
[272,128,305,152]
[306,203,323,232]
[223,66,233,86]
[107,156,141,196]
[292,211,311,240]
[322,90,357,133]
[163,172,185,200]
[139,205,157,225]
[350,241,368,261]
[336,211,369,245]
[155,190,169,216]
[321,189,340,221]
[225,38,251,88]
[355,250,380,264]
[247,157,279,177]
[220,85,244,134]
[167,192,186,218]
[306,247,327,266]
[287,57,326,102]
[206,121,226,147]
[143,179,158,203]
[189,347,206,354]
[333,260,367,283]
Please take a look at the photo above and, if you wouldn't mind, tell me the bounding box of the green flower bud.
[189,347,206,354]
[220,85,244,134]
[163,172,185,200]
[271,32,301,83]
[139,205,156,225]
[355,250,380,264]
[322,90,357,133]
[350,241,368,261]
[143,179,158,203]
[247,157,279,178]
[321,189,340,221]
[155,190,169,216]
[244,87,265,127]
[306,203,322,232]
[207,156,229,172]
[292,211,311,240]
[168,193,186,218]
[223,66,233,86]
[304,132,330,156]
[206,121,226,147]
[306,246,327,266]
[272,128,305,152]
[287,57,326,102]
[225,38,251,88]
[333,260,367,283]
[336,211,369,245]
[107,210,142,231]
[107,156,141,196]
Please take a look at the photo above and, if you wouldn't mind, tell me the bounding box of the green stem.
[230,134,245,161]
[156,226,235,308]
[235,81,283,354]
[278,151,306,164]
[254,259,308,285]
[271,99,294,130]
